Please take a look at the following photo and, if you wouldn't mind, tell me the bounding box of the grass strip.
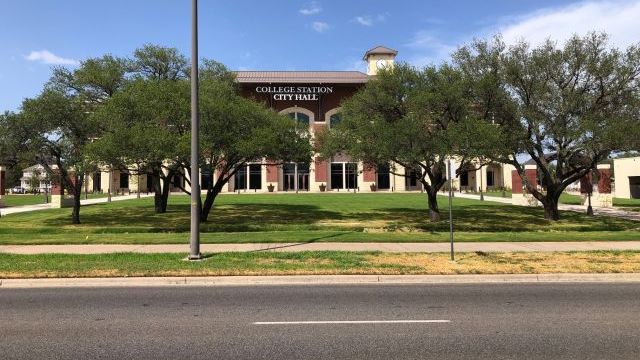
[2,251,640,278]
[0,230,639,245]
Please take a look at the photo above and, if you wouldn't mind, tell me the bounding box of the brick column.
[511,170,523,194]
[524,165,537,191]
[512,165,539,206]
[580,173,592,194]
[597,164,612,194]
[314,158,327,191]
[594,164,613,208]
[266,163,278,192]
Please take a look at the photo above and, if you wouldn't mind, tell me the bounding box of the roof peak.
[363,45,398,60]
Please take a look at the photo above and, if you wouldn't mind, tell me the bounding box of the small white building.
[613,156,640,199]
[20,165,52,192]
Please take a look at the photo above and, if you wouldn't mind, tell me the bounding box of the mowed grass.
[2,251,640,278]
[1,193,109,207]
[0,193,638,244]
[614,197,640,212]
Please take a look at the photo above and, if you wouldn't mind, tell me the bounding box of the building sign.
[255,86,333,101]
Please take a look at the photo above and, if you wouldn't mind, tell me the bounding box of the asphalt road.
[1,283,640,359]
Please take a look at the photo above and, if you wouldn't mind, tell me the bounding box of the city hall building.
[38,46,515,198]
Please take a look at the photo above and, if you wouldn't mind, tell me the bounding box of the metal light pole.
[448,159,454,261]
[189,0,201,260]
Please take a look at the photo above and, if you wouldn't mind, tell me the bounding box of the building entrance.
[283,163,309,191]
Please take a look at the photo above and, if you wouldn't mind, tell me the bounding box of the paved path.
[2,241,640,254]
[0,193,154,216]
[455,192,640,221]
[2,284,640,359]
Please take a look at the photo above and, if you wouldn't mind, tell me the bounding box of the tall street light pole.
[448,159,454,261]
[189,0,201,260]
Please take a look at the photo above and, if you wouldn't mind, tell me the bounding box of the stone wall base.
[583,193,613,208]
[50,195,74,209]
[511,193,541,207]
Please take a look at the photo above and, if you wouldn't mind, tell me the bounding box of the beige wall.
[613,157,640,199]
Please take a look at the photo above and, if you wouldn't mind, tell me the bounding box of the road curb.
[2,273,640,288]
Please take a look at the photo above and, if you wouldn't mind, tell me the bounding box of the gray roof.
[234,71,370,84]
[363,46,398,60]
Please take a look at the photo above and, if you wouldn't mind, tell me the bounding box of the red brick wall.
[51,172,64,196]
[315,159,327,182]
[266,164,278,183]
[598,169,612,193]
[580,173,592,194]
[524,169,537,190]
[363,165,376,182]
[511,170,523,194]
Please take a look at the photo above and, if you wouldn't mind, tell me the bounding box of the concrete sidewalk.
[3,273,640,288]
[2,241,640,254]
[455,192,640,221]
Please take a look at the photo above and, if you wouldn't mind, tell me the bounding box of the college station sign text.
[255,86,333,101]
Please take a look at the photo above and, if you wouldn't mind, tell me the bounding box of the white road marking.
[253,320,450,325]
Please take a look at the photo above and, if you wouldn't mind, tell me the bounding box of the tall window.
[331,163,358,190]
[377,164,390,190]
[330,163,344,189]
[405,167,421,188]
[460,171,469,187]
[249,164,262,190]
[234,167,247,190]
[288,112,310,127]
[486,169,494,187]
[329,113,341,128]
[283,163,309,191]
[201,166,213,190]
[119,172,129,189]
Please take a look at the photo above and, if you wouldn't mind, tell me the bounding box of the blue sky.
[2,0,639,111]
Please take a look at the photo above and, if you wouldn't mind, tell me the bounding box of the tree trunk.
[426,189,441,222]
[159,174,171,213]
[71,176,83,225]
[542,195,560,221]
[71,193,81,224]
[201,181,224,222]
[152,169,164,213]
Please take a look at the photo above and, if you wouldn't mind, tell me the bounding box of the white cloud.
[493,0,640,48]
[312,21,329,33]
[24,50,79,65]
[404,1,640,68]
[355,16,374,26]
[405,30,456,67]
[354,13,388,27]
[300,1,321,15]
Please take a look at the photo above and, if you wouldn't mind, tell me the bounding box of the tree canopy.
[455,33,640,219]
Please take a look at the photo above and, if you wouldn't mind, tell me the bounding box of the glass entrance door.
[283,163,309,191]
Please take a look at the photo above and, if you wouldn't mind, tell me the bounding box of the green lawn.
[461,190,584,205]
[1,193,109,208]
[3,250,640,278]
[0,193,638,244]
[614,197,640,212]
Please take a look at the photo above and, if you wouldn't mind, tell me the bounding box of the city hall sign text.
[255,86,333,101]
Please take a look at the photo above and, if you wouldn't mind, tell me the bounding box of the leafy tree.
[19,90,99,224]
[455,33,640,220]
[89,45,191,213]
[197,63,312,221]
[90,77,190,213]
[0,112,27,187]
[320,63,499,221]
